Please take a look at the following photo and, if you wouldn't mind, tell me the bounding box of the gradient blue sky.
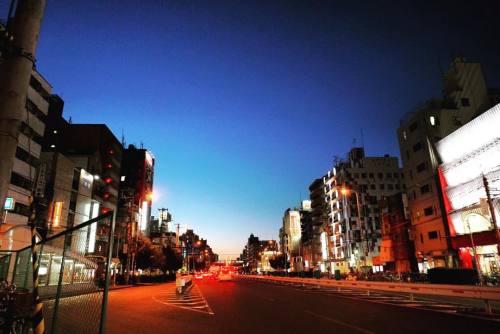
[4,0,499,257]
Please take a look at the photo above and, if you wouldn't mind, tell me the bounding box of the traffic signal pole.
[0,0,45,216]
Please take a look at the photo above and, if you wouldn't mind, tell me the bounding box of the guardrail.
[241,275,500,314]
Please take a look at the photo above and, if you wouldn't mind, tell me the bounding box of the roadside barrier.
[241,274,500,314]
[176,275,193,294]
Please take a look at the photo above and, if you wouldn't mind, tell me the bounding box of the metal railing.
[1,211,115,334]
[242,274,500,314]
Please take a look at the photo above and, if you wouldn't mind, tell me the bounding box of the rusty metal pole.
[0,0,45,215]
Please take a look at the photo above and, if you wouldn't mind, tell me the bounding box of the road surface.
[106,277,499,333]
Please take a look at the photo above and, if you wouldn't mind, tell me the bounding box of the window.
[13,202,31,217]
[15,147,39,167]
[10,172,33,191]
[406,150,410,160]
[395,184,401,190]
[370,184,376,190]
[409,121,418,132]
[429,116,435,126]
[420,184,431,194]
[369,173,374,178]
[424,206,433,216]
[361,173,367,178]
[388,184,394,190]
[386,173,392,178]
[461,97,470,107]
[409,170,413,179]
[377,173,383,179]
[379,184,385,190]
[403,131,407,140]
[420,233,424,243]
[428,231,438,240]
[353,173,359,178]
[416,162,426,173]
[393,172,399,178]
[412,142,423,152]
[413,190,417,200]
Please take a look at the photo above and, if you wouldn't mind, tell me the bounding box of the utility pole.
[0,0,46,215]
[483,175,500,253]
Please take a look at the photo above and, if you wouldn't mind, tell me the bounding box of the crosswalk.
[266,281,494,319]
[152,284,214,315]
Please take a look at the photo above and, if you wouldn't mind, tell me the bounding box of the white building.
[436,103,500,276]
[282,208,302,271]
[1,71,51,250]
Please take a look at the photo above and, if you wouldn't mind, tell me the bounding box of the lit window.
[50,144,55,148]
[53,130,58,134]
[430,116,435,126]
[403,131,407,140]
[120,176,126,182]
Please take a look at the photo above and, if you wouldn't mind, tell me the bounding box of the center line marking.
[305,310,375,334]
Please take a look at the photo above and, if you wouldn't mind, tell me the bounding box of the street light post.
[341,186,367,268]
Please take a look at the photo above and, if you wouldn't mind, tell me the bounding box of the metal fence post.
[99,212,115,334]
[50,229,71,334]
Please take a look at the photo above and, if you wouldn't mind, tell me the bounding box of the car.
[194,272,203,280]
[218,270,232,282]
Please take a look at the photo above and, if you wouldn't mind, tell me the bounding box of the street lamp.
[340,185,368,267]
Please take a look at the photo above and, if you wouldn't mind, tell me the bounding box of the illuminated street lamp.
[340,185,368,263]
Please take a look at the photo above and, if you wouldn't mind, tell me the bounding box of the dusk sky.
[7,0,499,257]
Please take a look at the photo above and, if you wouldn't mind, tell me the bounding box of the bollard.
[409,293,414,301]
[338,286,341,292]
[367,290,370,296]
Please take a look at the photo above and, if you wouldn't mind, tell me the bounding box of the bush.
[427,268,478,285]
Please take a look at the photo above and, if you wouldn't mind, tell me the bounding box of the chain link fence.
[1,212,115,334]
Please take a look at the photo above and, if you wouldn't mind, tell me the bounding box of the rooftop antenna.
[140,141,144,149]
[121,129,126,147]
[360,128,365,149]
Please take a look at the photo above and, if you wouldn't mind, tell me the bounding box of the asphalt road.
[106,278,499,334]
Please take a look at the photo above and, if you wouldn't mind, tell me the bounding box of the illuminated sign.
[436,104,500,236]
[53,202,63,227]
[4,197,15,210]
[321,232,328,261]
[301,200,312,211]
[140,200,148,231]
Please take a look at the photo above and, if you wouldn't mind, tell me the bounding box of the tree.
[161,246,183,273]
[136,237,165,271]
[269,254,289,270]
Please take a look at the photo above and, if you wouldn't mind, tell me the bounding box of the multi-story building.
[0,71,52,250]
[307,178,329,272]
[282,208,302,271]
[379,193,417,273]
[436,104,499,277]
[115,144,154,273]
[397,56,497,272]
[324,148,404,274]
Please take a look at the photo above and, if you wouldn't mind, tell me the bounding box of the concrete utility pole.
[0,0,46,213]
[483,175,500,252]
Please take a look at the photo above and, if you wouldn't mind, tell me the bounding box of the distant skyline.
[4,0,499,257]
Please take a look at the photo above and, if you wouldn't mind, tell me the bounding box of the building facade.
[436,103,500,278]
[397,57,497,272]
[324,148,404,274]
[1,71,52,250]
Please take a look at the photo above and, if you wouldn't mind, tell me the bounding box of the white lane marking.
[152,284,214,315]
[194,284,215,315]
[305,310,375,334]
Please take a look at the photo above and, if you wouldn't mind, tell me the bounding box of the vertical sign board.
[4,197,15,210]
